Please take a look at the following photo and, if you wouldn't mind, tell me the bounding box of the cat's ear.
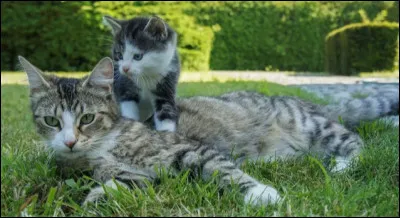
[82,57,114,92]
[144,16,168,40]
[18,56,51,93]
[102,15,122,36]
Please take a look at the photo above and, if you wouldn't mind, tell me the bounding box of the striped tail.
[322,89,399,128]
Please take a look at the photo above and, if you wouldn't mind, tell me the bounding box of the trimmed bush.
[1,1,104,71]
[1,1,398,72]
[1,1,213,72]
[94,1,214,72]
[186,1,398,72]
[325,22,399,75]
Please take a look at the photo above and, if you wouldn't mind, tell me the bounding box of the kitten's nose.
[122,66,129,73]
[64,140,77,149]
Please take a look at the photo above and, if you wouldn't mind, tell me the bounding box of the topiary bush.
[186,1,398,72]
[186,2,333,71]
[325,22,399,75]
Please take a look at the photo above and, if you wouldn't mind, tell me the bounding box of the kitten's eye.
[44,116,60,127]
[133,53,143,61]
[80,114,95,125]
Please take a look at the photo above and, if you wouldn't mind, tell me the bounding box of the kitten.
[102,15,180,132]
[19,56,280,206]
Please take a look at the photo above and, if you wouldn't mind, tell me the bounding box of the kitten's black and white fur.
[103,15,180,132]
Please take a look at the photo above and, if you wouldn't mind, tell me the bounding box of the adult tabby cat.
[19,56,280,206]
[103,15,180,132]
[19,56,398,206]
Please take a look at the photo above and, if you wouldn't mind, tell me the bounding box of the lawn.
[1,73,399,216]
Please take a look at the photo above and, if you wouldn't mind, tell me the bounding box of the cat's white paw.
[155,119,176,132]
[82,186,107,206]
[331,156,351,173]
[120,101,140,120]
[244,183,281,206]
[82,180,128,206]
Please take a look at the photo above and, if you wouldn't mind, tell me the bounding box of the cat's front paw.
[155,119,176,132]
[82,179,129,206]
[330,156,354,173]
[244,183,281,206]
[82,186,107,206]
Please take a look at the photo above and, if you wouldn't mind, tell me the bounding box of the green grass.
[1,76,398,216]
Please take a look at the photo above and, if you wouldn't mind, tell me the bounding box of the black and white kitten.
[103,15,180,132]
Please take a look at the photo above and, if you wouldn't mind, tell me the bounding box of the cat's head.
[19,56,120,155]
[102,15,177,78]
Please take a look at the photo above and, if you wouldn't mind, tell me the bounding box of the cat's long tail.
[322,89,399,128]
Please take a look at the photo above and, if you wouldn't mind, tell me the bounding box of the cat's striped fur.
[19,56,279,206]
[174,90,397,172]
[19,56,398,206]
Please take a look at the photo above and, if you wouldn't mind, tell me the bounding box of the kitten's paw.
[155,119,176,132]
[120,101,140,120]
[244,183,281,206]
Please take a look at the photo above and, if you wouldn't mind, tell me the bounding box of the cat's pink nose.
[64,140,77,149]
[122,66,129,73]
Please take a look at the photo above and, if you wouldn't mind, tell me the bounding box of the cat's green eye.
[44,116,60,127]
[80,114,95,125]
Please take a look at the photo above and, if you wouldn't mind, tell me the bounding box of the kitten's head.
[19,56,120,155]
[102,15,177,78]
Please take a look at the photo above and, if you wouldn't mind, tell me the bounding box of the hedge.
[1,1,398,72]
[1,2,103,71]
[94,1,214,72]
[1,1,213,72]
[186,1,398,72]
[325,22,399,75]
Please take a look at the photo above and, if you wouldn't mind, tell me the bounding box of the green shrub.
[93,1,214,72]
[1,1,104,71]
[387,1,399,23]
[1,1,213,72]
[325,22,399,75]
[1,1,398,72]
[186,1,398,72]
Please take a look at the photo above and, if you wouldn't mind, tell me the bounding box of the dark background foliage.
[1,1,398,73]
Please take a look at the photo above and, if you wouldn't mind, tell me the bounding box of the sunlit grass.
[1,75,398,216]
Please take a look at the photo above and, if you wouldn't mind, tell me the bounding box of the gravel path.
[211,71,399,85]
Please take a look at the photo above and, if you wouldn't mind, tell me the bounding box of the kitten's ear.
[18,56,51,93]
[82,57,114,92]
[102,15,122,36]
[144,16,168,40]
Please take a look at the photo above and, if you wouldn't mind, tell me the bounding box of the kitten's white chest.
[138,89,155,122]
[119,76,159,122]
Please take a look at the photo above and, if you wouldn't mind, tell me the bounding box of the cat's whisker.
[142,74,150,89]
